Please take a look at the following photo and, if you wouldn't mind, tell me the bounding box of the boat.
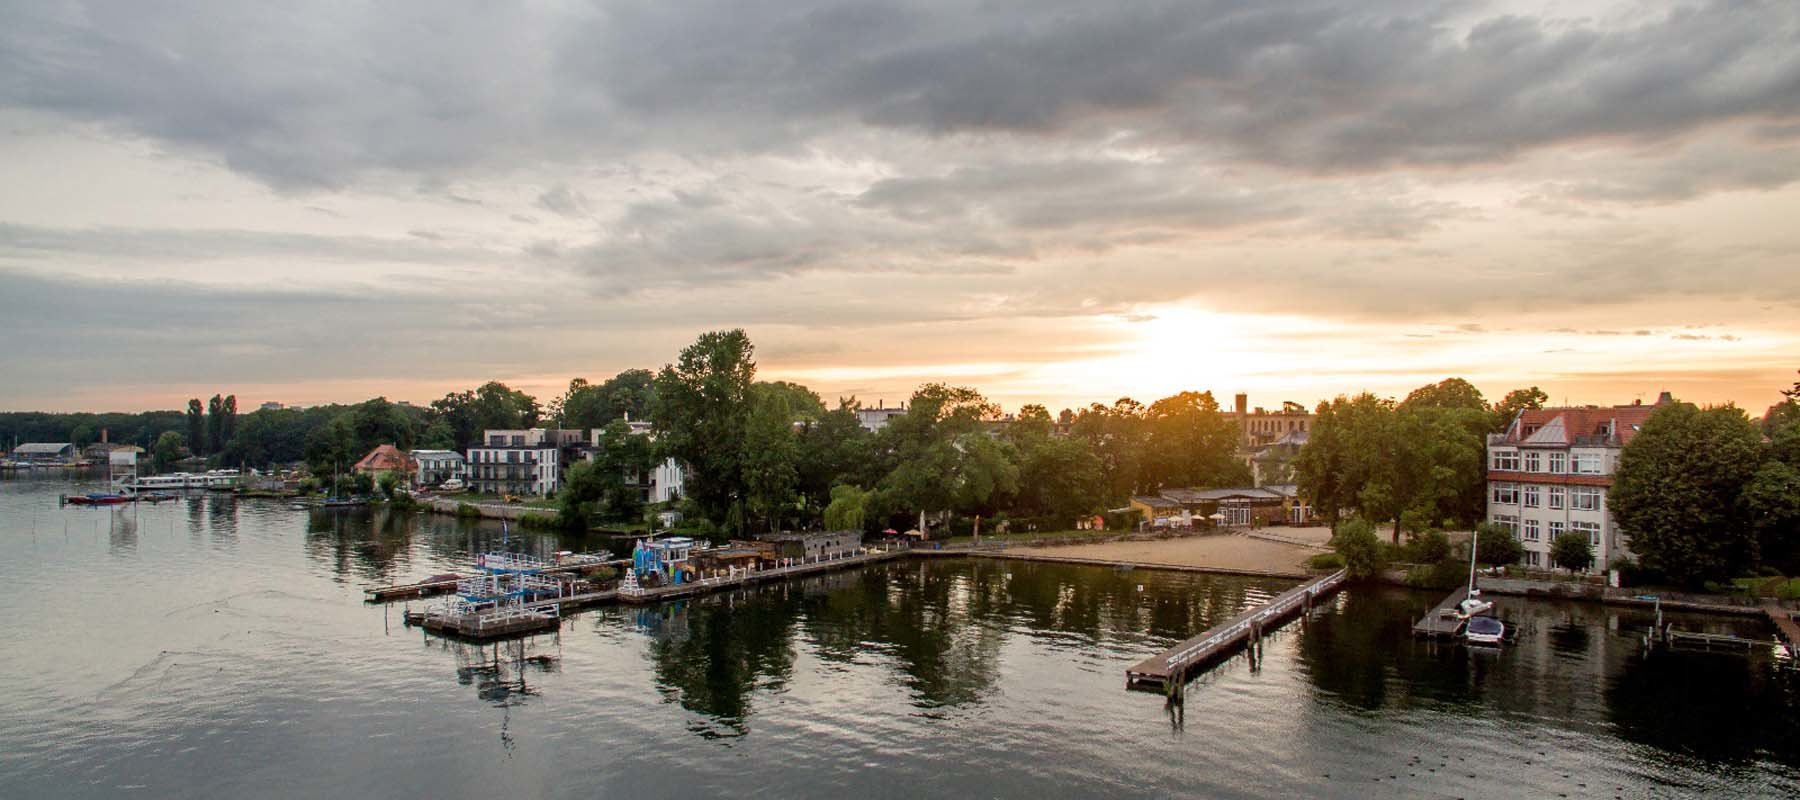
[63,493,134,506]
[1465,615,1506,645]
[1458,532,1494,617]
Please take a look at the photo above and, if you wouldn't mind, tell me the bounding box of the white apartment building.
[1485,396,1668,570]
[410,449,466,488]
[465,429,581,497]
[854,401,907,433]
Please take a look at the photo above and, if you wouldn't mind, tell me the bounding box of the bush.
[1551,531,1595,572]
[1330,518,1388,579]
[517,512,559,530]
[1306,552,1344,571]
[1405,559,1468,590]
[1475,522,1523,568]
[1402,530,1451,564]
[455,502,482,519]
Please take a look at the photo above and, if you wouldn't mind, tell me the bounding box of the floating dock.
[1411,586,1473,638]
[367,556,625,602]
[400,548,908,641]
[1125,569,1346,694]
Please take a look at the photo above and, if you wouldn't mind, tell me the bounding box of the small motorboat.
[63,493,134,506]
[1466,615,1506,646]
[138,492,179,503]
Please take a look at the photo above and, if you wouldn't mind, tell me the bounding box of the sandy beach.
[1007,527,1337,577]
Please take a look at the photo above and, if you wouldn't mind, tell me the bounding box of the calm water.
[2,476,1796,798]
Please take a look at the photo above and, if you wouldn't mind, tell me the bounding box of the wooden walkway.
[613,549,907,604]
[1411,586,1473,638]
[1125,569,1346,694]
[1765,602,1800,659]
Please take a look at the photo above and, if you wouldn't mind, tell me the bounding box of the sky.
[2,0,1798,415]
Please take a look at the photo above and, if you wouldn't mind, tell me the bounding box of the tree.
[1143,391,1248,489]
[824,484,869,531]
[651,330,758,531]
[741,383,803,531]
[556,369,657,429]
[1068,398,1150,501]
[1491,386,1548,432]
[1475,521,1524,568]
[1012,431,1103,522]
[877,384,1017,526]
[206,395,225,457]
[430,382,540,451]
[1742,459,1800,575]
[220,395,239,449]
[1330,518,1387,579]
[186,399,206,456]
[1611,403,1763,585]
[1551,531,1595,573]
[796,400,876,518]
[348,397,416,454]
[152,431,184,472]
[1400,377,1486,413]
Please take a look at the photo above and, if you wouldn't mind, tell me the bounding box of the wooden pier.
[401,549,908,641]
[1665,629,1764,652]
[1411,586,1473,638]
[366,557,627,603]
[1125,569,1346,693]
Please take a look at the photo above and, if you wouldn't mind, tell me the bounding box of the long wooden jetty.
[1412,586,1473,638]
[1125,569,1346,693]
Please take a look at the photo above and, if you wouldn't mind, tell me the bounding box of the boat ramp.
[1125,569,1347,694]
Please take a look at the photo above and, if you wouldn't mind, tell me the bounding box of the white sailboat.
[1460,531,1506,645]
[1458,531,1494,617]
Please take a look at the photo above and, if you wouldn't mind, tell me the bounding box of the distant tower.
[1235,393,1248,417]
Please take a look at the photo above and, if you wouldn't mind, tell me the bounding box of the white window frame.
[1524,451,1542,473]
[1523,485,1540,508]
[1524,519,1540,542]
[1548,486,1565,510]
[1573,452,1603,475]
[1491,450,1520,471]
[1571,520,1601,547]
[1549,452,1567,474]
[1491,483,1519,505]
[1571,486,1602,511]
[1549,520,1565,540]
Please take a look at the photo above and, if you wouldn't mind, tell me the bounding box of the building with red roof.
[1485,392,1672,571]
[353,444,416,481]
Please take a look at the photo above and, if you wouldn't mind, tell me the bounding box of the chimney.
[1235,393,1248,416]
[101,429,108,445]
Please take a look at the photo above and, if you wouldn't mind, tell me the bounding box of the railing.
[1162,569,1345,671]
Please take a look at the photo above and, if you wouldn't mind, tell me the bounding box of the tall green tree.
[430,381,539,450]
[796,399,875,517]
[877,384,1018,526]
[1401,378,1486,413]
[206,395,225,456]
[651,330,758,531]
[220,395,238,448]
[555,369,657,429]
[1143,391,1248,489]
[1491,386,1548,432]
[1611,403,1763,585]
[1068,398,1149,501]
[741,384,803,532]
[1551,531,1595,572]
[186,398,206,456]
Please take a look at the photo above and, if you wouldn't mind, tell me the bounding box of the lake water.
[2,475,1796,798]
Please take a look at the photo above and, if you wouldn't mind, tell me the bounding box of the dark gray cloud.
[0,222,505,264]
[4,1,1796,186]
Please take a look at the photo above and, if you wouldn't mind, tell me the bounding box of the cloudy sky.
[3,0,1798,414]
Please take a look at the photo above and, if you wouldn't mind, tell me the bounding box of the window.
[1524,519,1541,542]
[1524,451,1542,472]
[1571,486,1601,511]
[1493,514,1518,534]
[1523,485,1541,508]
[1548,486,1566,510]
[1549,452,1567,474]
[1491,483,1519,505]
[1491,450,1520,471]
[1573,452,1603,475]
[1549,521,1565,540]
[1572,521,1601,547]
[1525,551,1542,567]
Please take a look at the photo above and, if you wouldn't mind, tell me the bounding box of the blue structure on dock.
[630,537,698,586]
